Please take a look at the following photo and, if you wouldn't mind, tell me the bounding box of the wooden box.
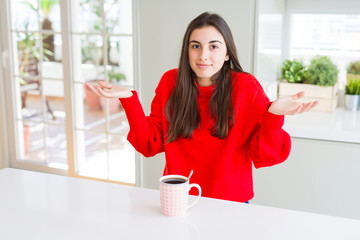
[278,82,338,112]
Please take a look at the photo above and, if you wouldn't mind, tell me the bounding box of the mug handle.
[187,183,202,209]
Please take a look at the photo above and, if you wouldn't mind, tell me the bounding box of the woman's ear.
[225,55,230,61]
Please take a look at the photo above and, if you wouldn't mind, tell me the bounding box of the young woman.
[85,12,317,203]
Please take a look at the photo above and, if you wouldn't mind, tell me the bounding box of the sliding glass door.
[2,0,137,185]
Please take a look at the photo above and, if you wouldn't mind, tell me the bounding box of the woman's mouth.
[197,64,210,69]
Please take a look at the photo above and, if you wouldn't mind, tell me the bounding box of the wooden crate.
[278,82,338,112]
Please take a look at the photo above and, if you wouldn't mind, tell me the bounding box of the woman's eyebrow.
[209,40,223,44]
[189,40,223,44]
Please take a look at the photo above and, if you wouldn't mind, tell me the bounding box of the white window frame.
[0,0,142,186]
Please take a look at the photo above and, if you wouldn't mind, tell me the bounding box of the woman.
[85,12,317,202]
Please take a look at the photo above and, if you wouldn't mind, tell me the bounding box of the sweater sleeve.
[119,90,165,157]
[245,78,292,169]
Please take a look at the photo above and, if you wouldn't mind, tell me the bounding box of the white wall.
[137,0,256,189]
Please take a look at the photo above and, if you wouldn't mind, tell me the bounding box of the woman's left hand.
[268,91,318,115]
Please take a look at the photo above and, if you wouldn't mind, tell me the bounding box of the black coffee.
[162,178,186,184]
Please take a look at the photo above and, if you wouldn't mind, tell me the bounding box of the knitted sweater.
[120,69,291,202]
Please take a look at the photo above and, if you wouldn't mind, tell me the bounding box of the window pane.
[43,80,65,124]
[256,14,282,83]
[109,135,135,183]
[77,131,108,178]
[40,1,61,32]
[20,81,44,122]
[109,36,134,85]
[17,31,40,77]
[76,82,107,132]
[73,0,103,33]
[11,0,39,31]
[47,124,67,169]
[105,0,132,34]
[24,122,46,162]
[79,34,103,65]
[109,110,128,133]
[290,14,360,87]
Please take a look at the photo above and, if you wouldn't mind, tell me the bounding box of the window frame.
[0,0,142,186]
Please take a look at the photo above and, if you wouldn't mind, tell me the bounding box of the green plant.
[281,59,306,83]
[23,0,59,61]
[347,61,360,75]
[303,56,338,86]
[108,69,126,83]
[345,77,360,95]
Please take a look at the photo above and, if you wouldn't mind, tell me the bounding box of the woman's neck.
[197,78,213,87]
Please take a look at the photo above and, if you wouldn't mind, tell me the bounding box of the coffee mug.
[159,175,202,217]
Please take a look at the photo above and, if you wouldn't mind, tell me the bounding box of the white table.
[1,168,360,240]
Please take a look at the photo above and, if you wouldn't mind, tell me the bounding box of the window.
[255,0,360,91]
[3,0,136,184]
[290,14,360,88]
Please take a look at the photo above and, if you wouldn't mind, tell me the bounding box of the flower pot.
[344,94,360,111]
[84,83,101,110]
[100,97,122,114]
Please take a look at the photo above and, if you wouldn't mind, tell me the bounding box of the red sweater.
[120,69,291,202]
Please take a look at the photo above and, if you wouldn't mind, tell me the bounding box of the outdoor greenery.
[303,56,338,87]
[347,60,360,75]
[23,0,59,61]
[281,59,306,83]
[345,77,360,95]
[108,68,126,83]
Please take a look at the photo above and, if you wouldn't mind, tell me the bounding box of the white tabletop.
[1,168,360,240]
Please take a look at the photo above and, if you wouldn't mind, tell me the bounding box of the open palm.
[84,81,133,99]
[268,91,318,115]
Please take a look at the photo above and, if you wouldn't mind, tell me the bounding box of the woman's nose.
[200,48,208,61]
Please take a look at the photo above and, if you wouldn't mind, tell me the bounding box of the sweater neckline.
[196,81,214,94]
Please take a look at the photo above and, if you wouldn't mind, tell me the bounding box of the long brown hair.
[166,12,243,143]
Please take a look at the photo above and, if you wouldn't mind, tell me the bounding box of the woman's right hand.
[85,81,133,99]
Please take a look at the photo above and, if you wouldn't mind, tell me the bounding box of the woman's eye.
[210,45,218,49]
[191,44,200,49]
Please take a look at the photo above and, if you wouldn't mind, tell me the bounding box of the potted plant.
[347,60,360,83]
[281,59,306,84]
[344,76,360,111]
[279,56,339,112]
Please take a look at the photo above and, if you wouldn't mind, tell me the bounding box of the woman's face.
[188,26,229,86]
